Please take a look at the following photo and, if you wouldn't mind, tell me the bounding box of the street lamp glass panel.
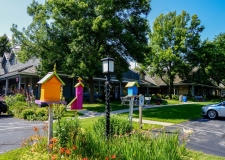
[101,57,115,73]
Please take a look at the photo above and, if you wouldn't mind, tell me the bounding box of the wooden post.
[139,105,142,129]
[139,95,144,129]
[129,96,134,127]
[48,103,53,153]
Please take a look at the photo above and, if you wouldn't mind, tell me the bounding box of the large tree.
[0,34,11,57]
[11,0,151,103]
[194,34,225,86]
[143,11,204,98]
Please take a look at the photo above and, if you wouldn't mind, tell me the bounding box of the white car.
[201,101,225,119]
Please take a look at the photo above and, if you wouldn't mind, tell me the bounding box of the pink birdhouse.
[68,77,84,110]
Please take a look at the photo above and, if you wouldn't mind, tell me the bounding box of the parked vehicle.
[201,101,225,119]
[0,100,7,114]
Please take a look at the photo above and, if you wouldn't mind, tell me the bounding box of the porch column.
[146,86,149,96]
[174,87,176,95]
[37,83,41,99]
[29,77,33,93]
[120,82,122,96]
[98,81,100,97]
[18,75,21,90]
[5,78,8,95]
[192,85,195,96]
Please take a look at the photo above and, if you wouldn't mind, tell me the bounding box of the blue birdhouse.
[125,81,139,96]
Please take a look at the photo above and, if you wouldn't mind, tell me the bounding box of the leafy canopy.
[0,34,11,57]
[143,11,204,97]
[11,0,151,79]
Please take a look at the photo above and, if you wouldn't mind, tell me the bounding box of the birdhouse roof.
[67,97,77,107]
[75,82,84,87]
[37,72,65,85]
[74,77,84,87]
[125,81,139,87]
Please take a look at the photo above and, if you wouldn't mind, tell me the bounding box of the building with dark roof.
[0,51,222,101]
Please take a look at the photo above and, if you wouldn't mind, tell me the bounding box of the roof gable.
[125,81,139,87]
[37,72,65,85]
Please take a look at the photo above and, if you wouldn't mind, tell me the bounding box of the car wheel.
[207,110,218,119]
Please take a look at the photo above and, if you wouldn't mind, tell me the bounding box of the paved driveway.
[0,115,47,154]
[166,118,225,157]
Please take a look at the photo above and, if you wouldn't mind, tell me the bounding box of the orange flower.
[72,145,77,150]
[33,126,38,132]
[105,157,109,160]
[65,149,71,155]
[60,147,65,154]
[50,137,58,143]
[43,124,48,131]
[111,154,116,159]
[49,144,53,149]
[82,158,88,160]
[51,154,57,160]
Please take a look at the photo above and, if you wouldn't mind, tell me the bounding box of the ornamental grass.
[20,115,189,160]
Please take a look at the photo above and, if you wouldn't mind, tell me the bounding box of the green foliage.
[35,108,48,121]
[93,115,132,137]
[53,104,66,119]
[143,10,204,99]
[0,148,27,160]
[14,93,25,101]
[35,108,48,117]
[0,34,11,56]
[19,152,49,160]
[54,117,80,148]
[172,94,179,100]
[10,101,27,118]
[11,0,151,103]
[194,34,225,86]
[21,109,35,119]
[5,93,48,121]
[4,95,17,107]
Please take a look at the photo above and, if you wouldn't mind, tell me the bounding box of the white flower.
[182,128,194,135]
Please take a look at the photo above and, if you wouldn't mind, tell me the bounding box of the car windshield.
[218,102,225,106]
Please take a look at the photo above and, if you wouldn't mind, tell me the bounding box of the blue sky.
[0,0,225,41]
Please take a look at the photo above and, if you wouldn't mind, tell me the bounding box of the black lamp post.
[101,56,115,139]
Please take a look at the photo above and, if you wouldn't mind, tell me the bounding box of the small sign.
[139,95,144,106]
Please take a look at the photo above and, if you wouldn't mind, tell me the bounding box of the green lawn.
[79,116,163,130]
[120,102,215,124]
[82,99,186,113]
[82,100,139,112]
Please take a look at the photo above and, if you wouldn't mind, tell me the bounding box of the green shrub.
[14,93,25,101]
[21,109,35,119]
[9,101,27,117]
[54,117,80,148]
[4,95,17,107]
[36,108,48,117]
[4,94,26,108]
[35,108,48,121]
[172,94,179,100]
[93,115,132,137]
[53,104,66,119]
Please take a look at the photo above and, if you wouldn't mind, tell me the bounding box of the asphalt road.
[166,118,225,157]
[0,115,47,154]
[1,115,225,158]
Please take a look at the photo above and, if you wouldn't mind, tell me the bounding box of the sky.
[0,0,225,41]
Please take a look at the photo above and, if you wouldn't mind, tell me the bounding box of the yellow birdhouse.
[37,64,65,102]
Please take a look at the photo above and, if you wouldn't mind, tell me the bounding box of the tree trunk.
[169,81,174,99]
[88,76,95,103]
